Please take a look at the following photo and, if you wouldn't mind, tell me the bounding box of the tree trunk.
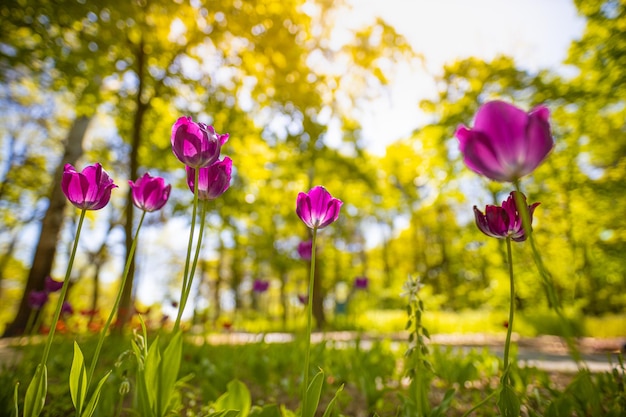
[3,116,89,337]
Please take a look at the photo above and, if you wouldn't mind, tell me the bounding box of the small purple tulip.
[28,290,48,310]
[455,100,554,182]
[61,163,118,210]
[297,240,312,261]
[473,191,540,242]
[61,301,74,315]
[296,186,343,230]
[252,279,270,293]
[129,173,171,212]
[354,276,369,290]
[171,116,229,169]
[186,157,232,200]
[44,276,63,293]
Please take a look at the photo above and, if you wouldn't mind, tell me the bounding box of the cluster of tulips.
[16,99,561,417]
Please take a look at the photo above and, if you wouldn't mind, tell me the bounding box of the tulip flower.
[455,100,554,182]
[252,279,270,293]
[44,276,63,293]
[28,290,48,310]
[354,276,369,290]
[61,301,74,316]
[61,163,117,210]
[296,186,343,230]
[473,191,540,242]
[297,240,312,260]
[186,157,232,200]
[171,116,229,169]
[129,173,171,212]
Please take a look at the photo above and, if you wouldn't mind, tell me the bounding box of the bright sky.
[340,0,587,155]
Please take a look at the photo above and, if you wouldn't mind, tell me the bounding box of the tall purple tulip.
[186,157,232,200]
[171,116,229,169]
[44,276,63,293]
[129,173,171,212]
[61,163,117,210]
[28,290,48,310]
[474,191,540,242]
[455,100,554,182]
[296,186,343,230]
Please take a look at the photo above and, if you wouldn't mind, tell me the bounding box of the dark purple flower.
[455,101,554,182]
[474,191,540,242]
[297,240,312,261]
[61,301,74,315]
[252,279,270,293]
[186,157,232,200]
[44,276,63,293]
[296,186,343,230]
[354,276,369,290]
[28,290,48,310]
[61,163,117,210]
[129,173,171,212]
[171,116,228,169]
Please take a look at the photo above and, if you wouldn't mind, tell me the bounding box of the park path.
[1,332,623,373]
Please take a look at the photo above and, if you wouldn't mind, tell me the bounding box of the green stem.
[40,209,87,366]
[512,182,582,364]
[461,389,498,417]
[86,210,146,388]
[302,227,318,414]
[503,237,515,376]
[180,200,208,322]
[174,169,200,331]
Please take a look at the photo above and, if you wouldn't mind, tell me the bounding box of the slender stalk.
[40,209,87,366]
[503,237,515,375]
[180,200,208,321]
[86,210,147,387]
[174,168,200,331]
[512,182,582,364]
[302,227,318,414]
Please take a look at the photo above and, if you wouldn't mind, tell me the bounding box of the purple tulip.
[61,163,118,210]
[296,186,343,230]
[44,276,63,293]
[61,301,74,315]
[252,279,270,293]
[297,240,312,261]
[171,116,229,169]
[455,100,554,182]
[186,157,232,200]
[129,173,171,212]
[28,290,48,310]
[354,276,369,290]
[474,191,540,242]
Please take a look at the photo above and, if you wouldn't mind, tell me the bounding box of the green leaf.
[207,411,241,417]
[302,370,324,417]
[13,382,19,416]
[497,384,520,417]
[81,370,111,417]
[23,364,47,417]
[144,335,161,413]
[159,330,183,415]
[321,384,343,417]
[213,379,252,417]
[69,342,88,414]
[248,404,281,417]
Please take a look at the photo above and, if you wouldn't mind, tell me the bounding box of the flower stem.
[40,209,87,366]
[180,200,208,320]
[87,210,146,387]
[512,182,582,364]
[302,227,318,414]
[174,169,200,331]
[503,237,515,376]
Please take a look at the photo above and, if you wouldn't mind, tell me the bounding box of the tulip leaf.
[302,370,324,417]
[497,384,520,417]
[321,383,344,417]
[159,330,183,415]
[81,370,111,417]
[144,335,161,414]
[23,363,47,417]
[212,379,252,417]
[69,341,88,414]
